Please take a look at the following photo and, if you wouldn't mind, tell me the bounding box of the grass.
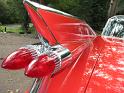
[6,27,23,33]
[0,24,38,39]
[0,24,23,33]
[0,24,36,34]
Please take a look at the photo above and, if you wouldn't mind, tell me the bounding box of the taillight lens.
[1,44,71,78]
[25,45,71,78]
[25,54,56,78]
[1,45,42,70]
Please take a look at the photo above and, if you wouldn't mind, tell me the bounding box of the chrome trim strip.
[23,0,74,17]
[30,79,42,93]
[51,45,71,74]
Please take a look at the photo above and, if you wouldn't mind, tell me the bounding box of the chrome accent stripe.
[20,45,45,57]
[24,0,74,17]
[30,79,42,93]
[51,45,71,74]
[37,34,51,50]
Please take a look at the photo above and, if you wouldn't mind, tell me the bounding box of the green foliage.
[0,0,25,24]
[0,0,124,31]
[7,0,23,23]
[89,0,109,30]
[0,0,9,24]
[117,0,124,14]
[0,23,4,32]
[29,26,37,34]
[0,24,24,33]
[58,0,81,15]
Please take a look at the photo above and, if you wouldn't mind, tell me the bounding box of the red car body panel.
[23,1,97,77]
[23,1,98,92]
[24,3,95,52]
[35,36,124,93]
[36,36,106,93]
[24,3,57,45]
[86,37,124,93]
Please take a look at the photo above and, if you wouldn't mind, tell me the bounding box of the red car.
[1,0,124,93]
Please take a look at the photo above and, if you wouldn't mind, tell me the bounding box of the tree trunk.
[23,12,30,34]
[108,0,120,18]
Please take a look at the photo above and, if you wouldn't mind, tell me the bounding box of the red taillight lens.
[1,48,34,70]
[1,45,40,70]
[1,44,71,78]
[25,45,71,78]
[25,54,56,78]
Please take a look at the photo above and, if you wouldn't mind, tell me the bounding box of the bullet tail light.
[1,45,44,70]
[25,45,71,78]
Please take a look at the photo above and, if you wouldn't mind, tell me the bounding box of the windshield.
[102,15,124,39]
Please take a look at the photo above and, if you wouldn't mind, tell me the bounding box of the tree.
[0,0,22,24]
[89,0,109,30]
[21,0,43,34]
[116,0,124,15]
[108,0,120,18]
[0,1,8,24]
[14,0,30,33]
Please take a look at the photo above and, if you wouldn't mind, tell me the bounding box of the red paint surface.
[24,3,57,45]
[37,36,124,93]
[38,36,102,93]
[24,1,96,81]
[37,8,95,49]
[24,3,96,50]
[86,36,124,93]
[23,1,124,93]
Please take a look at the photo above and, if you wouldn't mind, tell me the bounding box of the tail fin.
[24,0,57,45]
[23,0,96,52]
